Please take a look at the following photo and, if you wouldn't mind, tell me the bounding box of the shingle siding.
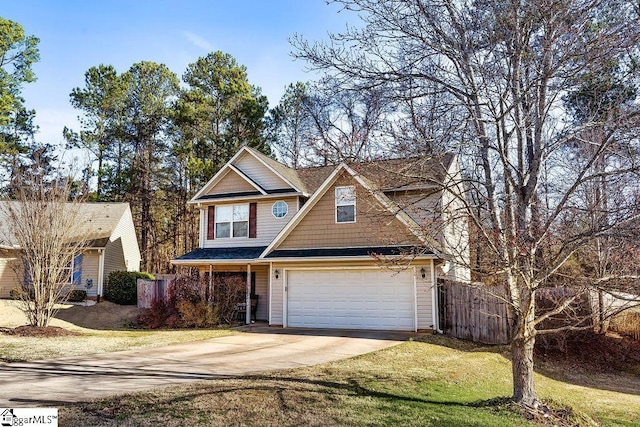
[206,170,257,196]
[278,173,421,250]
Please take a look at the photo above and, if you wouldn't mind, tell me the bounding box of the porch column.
[207,264,213,304]
[246,264,252,324]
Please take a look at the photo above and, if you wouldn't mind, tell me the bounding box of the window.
[215,204,249,238]
[272,200,288,218]
[335,186,356,223]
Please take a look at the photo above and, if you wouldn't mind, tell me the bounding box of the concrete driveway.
[0,327,410,407]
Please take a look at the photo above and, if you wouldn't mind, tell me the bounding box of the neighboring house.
[172,146,470,331]
[0,202,141,299]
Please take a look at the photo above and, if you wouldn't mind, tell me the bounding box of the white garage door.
[286,268,415,331]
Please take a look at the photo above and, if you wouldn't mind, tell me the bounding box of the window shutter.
[207,206,215,240]
[249,202,257,238]
[72,254,83,286]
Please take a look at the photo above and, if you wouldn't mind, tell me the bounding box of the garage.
[286,268,416,331]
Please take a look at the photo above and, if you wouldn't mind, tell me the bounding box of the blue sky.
[3,0,351,150]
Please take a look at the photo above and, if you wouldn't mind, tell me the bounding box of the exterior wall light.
[420,267,426,279]
[274,269,280,279]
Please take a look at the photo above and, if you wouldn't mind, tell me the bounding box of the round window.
[272,200,288,218]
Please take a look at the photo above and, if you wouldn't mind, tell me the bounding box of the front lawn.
[59,335,640,426]
[0,299,234,362]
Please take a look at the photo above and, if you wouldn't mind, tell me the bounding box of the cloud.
[183,31,213,52]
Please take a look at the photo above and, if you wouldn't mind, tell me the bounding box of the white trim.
[246,264,252,324]
[243,146,303,193]
[268,262,273,325]
[264,254,437,263]
[260,164,347,257]
[271,200,289,219]
[431,259,442,333]
[97,248,105,297]
[283,265,417,331]
[335,185,356,224]
[228,164,268,195]
[212,203,250,240]
[190,148,250,201]
[283,269,288,328]
[189,192,303,205]
[199,208,205,248]
[413,266,418,332]
[171,259,270,265]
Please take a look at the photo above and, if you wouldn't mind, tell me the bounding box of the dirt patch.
[536,330,640,373]
[4,325,81,337]
[54,301,143,330]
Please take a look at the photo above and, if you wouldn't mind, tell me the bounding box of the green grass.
[0,329,235,362]
[59,334,640,426]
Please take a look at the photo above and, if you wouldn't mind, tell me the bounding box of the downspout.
[431,259,443,333]
[97,248,105,301]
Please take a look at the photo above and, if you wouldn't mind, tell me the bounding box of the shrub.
[9,286,23,300]
[104,271,154,305]
[67,289,87,302]
[137,272,244,328]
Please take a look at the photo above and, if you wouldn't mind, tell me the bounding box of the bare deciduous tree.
[0,171,90,327]
[294,0,640,407]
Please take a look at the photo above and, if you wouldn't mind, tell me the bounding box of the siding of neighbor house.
[278,173,422,250]
[206,169,258,196]
[198,264,269,321]
[0,254,19,298]
[103,206,141,284]
[80,250,100,297]
[203,197,299,248]
[234,153,292,190]
[268,260,434,330]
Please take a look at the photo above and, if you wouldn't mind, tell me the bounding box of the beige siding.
[203,197,299,248]
[441,166,471,282]
[0,250,102,299]
[0,253,20,298]
[105,206,141,276]
[388,190,441,230]
[234,153,292,190]
[415,260,435,330]
[279,173,421,250]
[270,260,434,330]
[197,264,269,321]
[270,264,284,325]
[205,169,257,196]
[79,250,100,297]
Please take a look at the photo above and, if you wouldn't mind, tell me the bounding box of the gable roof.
[260,163,430,258]
[191,146,307,202]
[0,202,130,249]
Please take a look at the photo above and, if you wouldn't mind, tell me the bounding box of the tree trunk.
[511,331,537,405]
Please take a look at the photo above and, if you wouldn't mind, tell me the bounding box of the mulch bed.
[2,325,81,337]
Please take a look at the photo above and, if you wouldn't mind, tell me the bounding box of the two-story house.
[172,146,469,331]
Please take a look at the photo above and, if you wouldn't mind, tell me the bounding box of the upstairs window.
[335,186,356,223]
[215,204,249,238]
[272,200,288,218]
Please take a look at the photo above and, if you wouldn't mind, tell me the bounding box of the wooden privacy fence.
[438,279,511,344]
[137,274,174,308]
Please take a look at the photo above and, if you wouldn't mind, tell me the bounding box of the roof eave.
[264,254,439,262]
[170,258,269,265]
[188,192,305,205]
